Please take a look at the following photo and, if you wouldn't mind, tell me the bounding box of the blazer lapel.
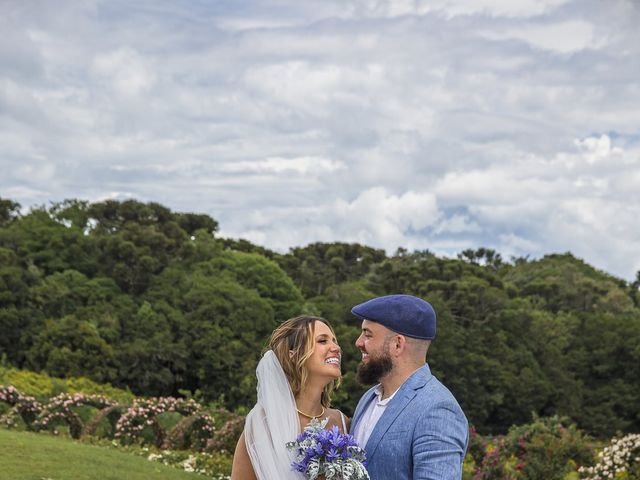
[351,388,377,434]
[364,365,432,458]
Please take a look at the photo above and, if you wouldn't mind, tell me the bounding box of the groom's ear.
[393,334,408,356]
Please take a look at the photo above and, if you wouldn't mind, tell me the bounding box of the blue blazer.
[350,364,468,479]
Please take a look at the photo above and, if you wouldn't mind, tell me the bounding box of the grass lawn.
[0,429,204,480]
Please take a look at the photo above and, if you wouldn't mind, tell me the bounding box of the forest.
[1,196,639,439]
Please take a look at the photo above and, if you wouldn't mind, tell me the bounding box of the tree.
[630,270,640,307]
[0,197,21,226]
[278,242,386,297]
[26,315,118,383]
[458,248,504,270]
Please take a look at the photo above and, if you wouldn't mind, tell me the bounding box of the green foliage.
[1,196,639,437]
[579,433,640,479]
[503,253,634,314]
[205,411,245,453]
[0,197,305,409]
[0,197,21,227]
[359,250,640,436]
[144,448,233,478]
[277,242,386,297]
[198,250,305,320]
[0,366,134,403]
[467,416,595,480]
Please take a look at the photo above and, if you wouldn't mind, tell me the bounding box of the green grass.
[0,429,203,480]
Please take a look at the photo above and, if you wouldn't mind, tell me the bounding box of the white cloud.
[225,187,441,253]
[1,0,640,280]
[574,134,623,164]
[219,156,346,174]
[498,233,541,256]
[92,48,156,96]
[434,214,482,235]
[243,61,386,116]
[481,20,602,54]
[335,188,440,233]
[337,0,571,19]
[430,134,640,276]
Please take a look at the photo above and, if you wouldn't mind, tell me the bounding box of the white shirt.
[353,384,400,448]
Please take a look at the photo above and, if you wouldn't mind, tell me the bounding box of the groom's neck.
[379,361,425,399]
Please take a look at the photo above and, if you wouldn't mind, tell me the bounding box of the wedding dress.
[244,350,305,479]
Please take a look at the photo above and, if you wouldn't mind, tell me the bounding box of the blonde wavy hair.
[268,315,341,408]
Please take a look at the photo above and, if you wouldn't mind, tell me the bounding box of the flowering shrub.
[114,397,202,447]
[206,413,244,453]
[579,434,640,480]
[162,412,216,451]
[469,416,594,480]
[2,385,218,450]
[0,385,43,428]
[1,385,230,477]
[144,448,232,479]
[34,393,116,438]
[82,404,127,438]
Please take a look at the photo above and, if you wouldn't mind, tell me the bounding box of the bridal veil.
[244,350,304,479]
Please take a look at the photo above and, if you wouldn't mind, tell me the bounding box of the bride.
[231,315,349,479]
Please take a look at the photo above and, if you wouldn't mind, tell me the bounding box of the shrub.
[0,369,54,398]
[145,448,232,478]
[579,433,640,479]
[162,412,216,451]
[471,416,595,480]
[34,393,116,438]
[206,413,244,453]
[0,385,43,429]
[0,367,134,403]
[114,397,203,447]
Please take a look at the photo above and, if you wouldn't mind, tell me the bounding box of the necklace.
[296,405,325,419]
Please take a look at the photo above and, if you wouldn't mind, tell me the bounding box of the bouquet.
[286,418,370,480]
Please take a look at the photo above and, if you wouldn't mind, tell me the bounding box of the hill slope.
[0,429,205,480]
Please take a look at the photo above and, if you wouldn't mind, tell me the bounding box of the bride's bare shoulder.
[326,408,351,432]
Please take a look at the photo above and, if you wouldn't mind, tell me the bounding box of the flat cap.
[351,294,436,340]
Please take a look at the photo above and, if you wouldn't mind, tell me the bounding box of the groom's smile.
[355,320,395,385]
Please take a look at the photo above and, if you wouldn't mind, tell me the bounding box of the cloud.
[218,156,346,174]
[92,48,157,97]
[434,214,482,235]
[318,0,572,19]
[1,0,639,280]
[481,20,603,54]
[432,134,640,273]
[224,187,440,252]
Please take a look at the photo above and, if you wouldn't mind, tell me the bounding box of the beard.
[356,350,393,385]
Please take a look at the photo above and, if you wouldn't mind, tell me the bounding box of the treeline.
[0,197,639,437]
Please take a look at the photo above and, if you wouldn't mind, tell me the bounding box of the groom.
[350,294,468,479]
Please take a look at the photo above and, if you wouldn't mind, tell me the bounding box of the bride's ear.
[289,350,295,358]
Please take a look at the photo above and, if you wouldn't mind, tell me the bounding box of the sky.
[1,0,639,281]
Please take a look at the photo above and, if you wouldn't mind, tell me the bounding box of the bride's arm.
[231,431,257,480]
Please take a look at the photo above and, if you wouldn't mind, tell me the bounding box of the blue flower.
[326,446,340,463]
[287,418,370,479]
[292,460,307,473]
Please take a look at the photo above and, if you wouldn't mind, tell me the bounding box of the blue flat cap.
[351,294,436,339]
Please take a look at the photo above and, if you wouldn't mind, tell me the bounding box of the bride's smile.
[306,321,342,377]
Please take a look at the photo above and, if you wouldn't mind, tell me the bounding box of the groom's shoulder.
[415,369,464,412]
